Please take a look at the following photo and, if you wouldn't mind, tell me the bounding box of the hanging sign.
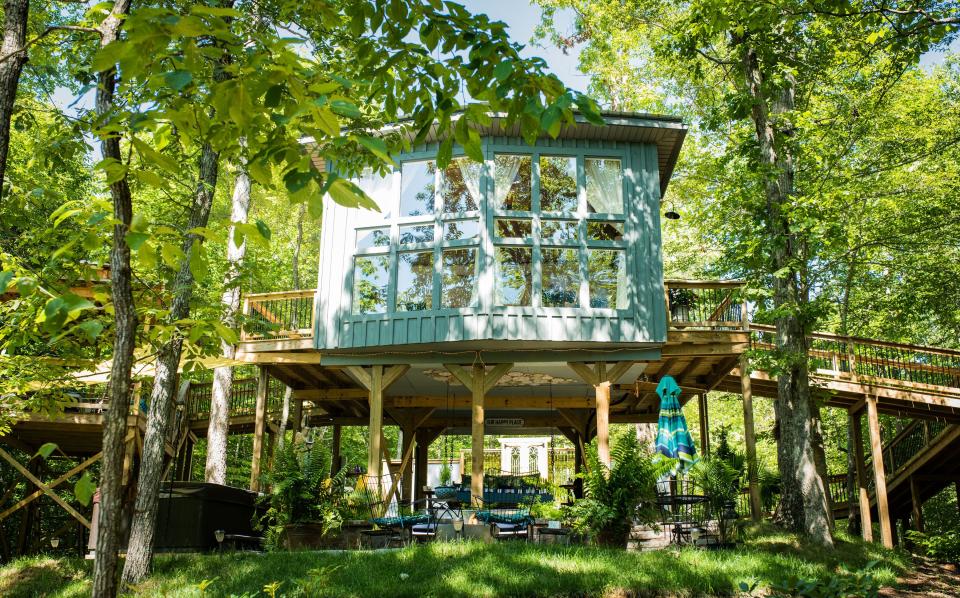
[485,418,524,427]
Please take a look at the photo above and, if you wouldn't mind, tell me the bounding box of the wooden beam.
[567,362,599,386]
[382,365,410,389]
[661,342,750,357]
[851,410,872,542]
[483,363,513,394]
[740,355,761,521]
[910,476,924,533]
[444,364,474,391]
[234,352,323,364]
[605,361,635,384]
[0,452,102,522]
[471,365,484,506]
[368,366,384,478]
[345,366,373,390]
[0,447,90,529]
[697,393,710,457]
[250,367,269,492]
[596,380,611,467]
[866,396,893,548]
[291,389,368,400]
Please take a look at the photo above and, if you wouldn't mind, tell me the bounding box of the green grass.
[1,526,909,597]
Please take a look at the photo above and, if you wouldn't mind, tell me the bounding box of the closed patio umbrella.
[655,375,697,471]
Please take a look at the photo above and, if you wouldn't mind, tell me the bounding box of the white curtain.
[586,159,623,214]
[456,158,483,207]
[493,155,522,208]
[615,251,628,309]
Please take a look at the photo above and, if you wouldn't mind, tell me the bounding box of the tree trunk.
[0,0,28,201]
[738,41,833,547]
[275,203,306,452]
[205,166,251,484]
[121,144,220,585]
[92,3,135,597]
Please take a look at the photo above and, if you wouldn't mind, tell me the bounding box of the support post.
[330,424,342,478]
[574,434,584,499]
[740,354,761,521]
[851,409,873,542]
[400,426,415,504]
[866,396,893,548]
[910,476,924,533]
[567,361,634,469]
[471,364,485,506]
[697,392,710,456]
[414,429,429,503]
[250,367,269,492]
[368,366,384,478]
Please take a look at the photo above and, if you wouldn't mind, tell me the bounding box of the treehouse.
[236,112,754,503]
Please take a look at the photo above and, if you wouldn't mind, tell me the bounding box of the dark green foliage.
[765,560,882,598]
[567,433,663,546]
[256,441,346,549]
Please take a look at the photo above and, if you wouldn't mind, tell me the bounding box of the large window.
[350,149,629,315]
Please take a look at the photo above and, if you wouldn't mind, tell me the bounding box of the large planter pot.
[463,523,493,544]
[594,527,630,549]
[283,521,373,550]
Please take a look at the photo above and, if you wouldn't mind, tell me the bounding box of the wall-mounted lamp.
[214,529,225,551]
[50,537,60,549]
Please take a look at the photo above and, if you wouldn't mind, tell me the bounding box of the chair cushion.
[372,513,429,528]
[475,510,530,525]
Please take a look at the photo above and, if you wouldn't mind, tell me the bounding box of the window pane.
[396,251,433,312]
[542,219,578,244]
[399,224,434,245]
[542,248,580,308]
[585,158,623,214]
[441,158,481,213]
[587,221,624,241]
[539,156,578,212]
[495,218,532,240]
[352,255,389,314]
[588,249,627,309]
[356,227,390,250]
[442,248,478,308]
[443,219,480,241]
[495,247,533,306]
[400,160,436,216]
[494,154,531,211]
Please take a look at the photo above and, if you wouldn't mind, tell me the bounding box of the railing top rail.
[751,323,960,358]
[243,289,316,300]
[664,279,745,289]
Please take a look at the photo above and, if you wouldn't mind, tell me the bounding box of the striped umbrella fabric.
[655,375,697,470]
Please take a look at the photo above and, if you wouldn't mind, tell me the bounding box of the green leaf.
[329,99,361,119]
[328,178,377,210]
[161,242,186,269]
[35,442,58,460]
[74,472,96,507]
[255,219,272,241]
[355,136,395,166]
[212,322,238,345]
[77,320,104,342]
[131,138,180,174]
[0,271,13,294]
[284,170,315,194]
[264,84,285,108]
[165,70,193,91]
[188,241,207,280]
[493,61,513,82]
[436,137,453,169]
[125,231,150,251]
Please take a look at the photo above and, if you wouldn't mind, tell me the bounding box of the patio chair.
[357,474,432,546]
[656,477,710,546]
[474,471,545,540]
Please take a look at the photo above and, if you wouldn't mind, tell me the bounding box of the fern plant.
[689,456,742,543]
[567,433,663,547]
[255,440,348,549]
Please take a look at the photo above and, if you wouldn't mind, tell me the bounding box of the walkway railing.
[240,290,315,342]
[664,280,745,330]
[186,377,286,421]
[751,325,960,390]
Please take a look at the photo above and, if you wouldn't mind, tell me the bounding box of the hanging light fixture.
[663,201,681,220]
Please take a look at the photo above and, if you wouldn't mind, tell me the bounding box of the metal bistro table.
[657,492,709,545]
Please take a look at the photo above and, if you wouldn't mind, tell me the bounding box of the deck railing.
[664,280,745,330]
[186,377,286,421]
[751,325,960,390]
[240,290,315,342]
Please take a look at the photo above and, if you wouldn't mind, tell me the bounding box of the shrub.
[567,433,663,547]
[906,529,960,564]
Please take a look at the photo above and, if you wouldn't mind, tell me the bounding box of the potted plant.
[256,441,354,550]
[567,434,661,548]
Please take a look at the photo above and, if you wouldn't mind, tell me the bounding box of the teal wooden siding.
[315,135,667,356]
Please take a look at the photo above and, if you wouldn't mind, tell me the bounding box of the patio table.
[657,493,709,545]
